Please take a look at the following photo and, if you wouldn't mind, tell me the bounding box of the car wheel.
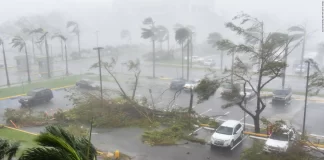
[229,141,234,148]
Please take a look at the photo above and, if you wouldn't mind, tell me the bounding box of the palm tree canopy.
[288,26,305,33]
[11,36,26,52]
[120,29,130,39]
[143,17,154,25]
[0,139,20,160]
[141,28,154,39]
[28,28,44,35]
[66,21,80,34]
[175,27,190,45]
[207,32,223,47]
[156,25,169,42]
[52,33,67,41]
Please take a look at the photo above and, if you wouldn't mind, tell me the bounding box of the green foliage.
[63,125,89,137]
[11,36,26,52]
[207,32,223,48]
[175,27,190,45]
[195,77,221,103]
[0,138,20,160]
[4,108,47,127]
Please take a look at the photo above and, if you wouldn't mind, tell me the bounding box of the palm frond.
[207,32,223,47]
[11,36,25,52]
[143,17,154,25]
[5,142,20,160]
[175,27,190,45]
[173,23,184,31]
[66,21,78,28]
[52,34,67,41]
[35,133,81,160]
[19,147,74,160]
[141,28,154,39]
[29,28,44,35]
[21,28,31,34]
[288,26,305,33]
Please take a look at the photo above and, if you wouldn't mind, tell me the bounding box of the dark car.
[19,88,53,107]
[272,87,292,104]
[170,78,186,90]
[76,79,100,90]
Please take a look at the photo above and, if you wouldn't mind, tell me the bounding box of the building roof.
[221,120,240,128]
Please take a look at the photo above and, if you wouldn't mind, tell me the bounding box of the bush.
[4,108,47,127]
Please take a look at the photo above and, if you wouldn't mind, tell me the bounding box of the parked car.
[170,78,186,90]
[272,87,292,104]
[263,125,296,153]
[19,88,53,107]
[76,79,100,90]
[203,59,216,66]
[183,79,201,92]
[210,120,244,148]
[239,87,256,99]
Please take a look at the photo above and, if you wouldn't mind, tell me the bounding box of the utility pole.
[95,31,99,47]
[302,60,310,139]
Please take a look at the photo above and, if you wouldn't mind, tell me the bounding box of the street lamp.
[302,59,311,139]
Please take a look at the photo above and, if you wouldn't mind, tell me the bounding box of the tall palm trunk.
[44,36,51,78]
[24,46,31,83]
[220,51,223,72]
[181,43,184,79]
[152,40,156,78]
[32,37,36,63]
[190,38,193,68]
[2,44,10,86]
[60,39,64,60]
[77,33,81,54]
[64,41,69,76]
[300,32,306,77]
[187,40,190,81]
[231,53,234,84]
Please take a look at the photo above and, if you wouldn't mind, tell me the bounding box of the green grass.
[0,127,37,156]
[0,75,84,98]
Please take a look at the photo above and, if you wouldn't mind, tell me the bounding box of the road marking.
[239,115,249,122]
[231,135,248,150]
[215,112,230,120]
[199,109,212,116]
[188,127,203,136]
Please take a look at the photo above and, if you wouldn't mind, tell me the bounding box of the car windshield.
[27,91,36,96]
[273,89,290,95]
[215,126,233,135]
[270,132,289,141]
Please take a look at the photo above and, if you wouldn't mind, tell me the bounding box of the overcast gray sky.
[0,0,322,48]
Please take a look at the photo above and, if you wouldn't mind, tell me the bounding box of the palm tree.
[0,38,10,86]
[175,27,191,80]
[19,126,97,160]
[66,21,81,54]
[0,139,20,160]
[120,29,131,44]
[156,25,169,51]
[207,32,223,71]
[52,34,68,76]
[141,17,157,78]
[288,25,306,77]
[29,28,51,78]
[11,36,31,83]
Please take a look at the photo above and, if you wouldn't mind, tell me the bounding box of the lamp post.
[302,59,311,139]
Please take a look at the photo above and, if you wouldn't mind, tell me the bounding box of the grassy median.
[0,75,84,98]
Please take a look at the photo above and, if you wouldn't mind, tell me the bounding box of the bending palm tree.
[175,27,190,80]
[0,38,10,86]
[207,32,223,71]
[288,25,306,77]
[156,25,169,51]
[0,138,20,160]
[29,28,51,78]
[67,21,81,54]
[52,34,69,76]
[120,29,131,44]
[19,126,97,160]
[141,17,157,78]
[11,36,31,83]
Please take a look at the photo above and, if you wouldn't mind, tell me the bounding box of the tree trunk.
[220,51,223,72]
[32,37,36,63]
[24,46,31,83]
[282,43,288,89]
[77,33,81,54]
[60,39,64,60]
[152,40,156,78]
[44,36,51,78]
[231,53,234,84]
[188,88,194,127]
[187,40,190,81]
[300,31,306,77]
[64,42,69,76]
[2,44,10,86]
[253,114,261,133]
[181,43,184,79]
[132,72,140,100]
[190,38,193,68]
